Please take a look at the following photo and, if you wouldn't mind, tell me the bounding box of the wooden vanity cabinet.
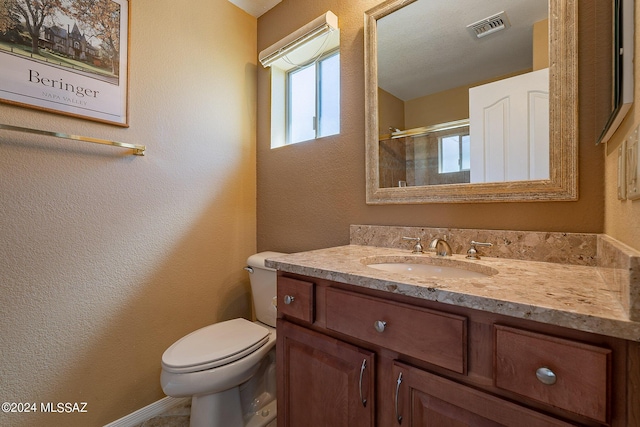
[277,320,375,427]
[276,273,639,427]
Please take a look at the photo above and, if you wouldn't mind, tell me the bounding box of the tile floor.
[133,398,277,427]
[133,399,191,427]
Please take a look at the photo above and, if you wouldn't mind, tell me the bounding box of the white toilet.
[160,252,284,427]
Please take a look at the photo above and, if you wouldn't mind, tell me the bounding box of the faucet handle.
[466,241,493,259]
[402,237,423,253]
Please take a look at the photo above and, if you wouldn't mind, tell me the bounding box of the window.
[259,11,340,148]
[439,133,470,173]
[287,51,340,145]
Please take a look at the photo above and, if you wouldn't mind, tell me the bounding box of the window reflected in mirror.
[379,122,471,188]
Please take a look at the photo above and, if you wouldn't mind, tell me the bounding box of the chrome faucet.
[428,237,452,256]
[402,237,424,253]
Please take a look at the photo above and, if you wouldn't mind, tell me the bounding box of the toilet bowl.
[160,252,284,427]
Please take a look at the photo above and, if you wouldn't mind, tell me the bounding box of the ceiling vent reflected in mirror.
[467,11,511,38]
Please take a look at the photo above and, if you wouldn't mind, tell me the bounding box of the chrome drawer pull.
[358,359,367,407]
[374,320,387,333]
[395,372,403,424]
[283,295,295,305]
[535,367,557,385]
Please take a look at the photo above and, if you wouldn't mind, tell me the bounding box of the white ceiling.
[377,0,548,101]
[227,0,281,17]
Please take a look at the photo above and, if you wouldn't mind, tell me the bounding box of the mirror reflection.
[364,0,578,204]
[376,0,549,188]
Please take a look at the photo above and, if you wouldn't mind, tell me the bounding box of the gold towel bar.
[0,124,146,156]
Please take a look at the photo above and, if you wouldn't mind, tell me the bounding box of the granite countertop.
[266,245,640,342]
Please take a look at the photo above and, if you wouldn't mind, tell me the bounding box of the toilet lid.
[162,318,270,373]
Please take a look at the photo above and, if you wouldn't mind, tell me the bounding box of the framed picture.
[0,0,130,127]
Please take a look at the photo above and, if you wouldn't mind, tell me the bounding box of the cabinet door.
[391,361,575,427]
[277,319,375,427]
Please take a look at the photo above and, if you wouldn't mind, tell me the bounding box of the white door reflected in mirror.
[469,68,549,183]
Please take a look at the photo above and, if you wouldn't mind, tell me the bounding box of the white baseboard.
[103,396,190,427]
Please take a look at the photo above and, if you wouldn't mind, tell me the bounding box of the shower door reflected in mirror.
[365,0,579,203]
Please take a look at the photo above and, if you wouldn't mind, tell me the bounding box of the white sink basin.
[362,256,497,279]
[368,262,489,278]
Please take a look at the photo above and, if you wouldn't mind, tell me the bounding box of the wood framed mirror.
[364,0,578,204]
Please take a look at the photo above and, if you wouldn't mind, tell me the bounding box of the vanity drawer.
[277,276,314,323]
[325,287,466,373]
[494,325,611,423]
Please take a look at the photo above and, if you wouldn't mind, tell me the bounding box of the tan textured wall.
[404,84,469,129]
[604,2,640,251]
[0,1,257,426]
[257,0,605,254]
[533,19,550,70]
[378,88,405,137]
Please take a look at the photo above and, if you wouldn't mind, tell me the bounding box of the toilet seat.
[162,318,270,374]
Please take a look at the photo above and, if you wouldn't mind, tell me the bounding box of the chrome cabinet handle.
[358,359,367,407]
[283,295,295,305]
[395,372,403,424]
[535,367,557,385]
[374,320,387,333]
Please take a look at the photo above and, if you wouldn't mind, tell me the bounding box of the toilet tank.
[246,252,285,328]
